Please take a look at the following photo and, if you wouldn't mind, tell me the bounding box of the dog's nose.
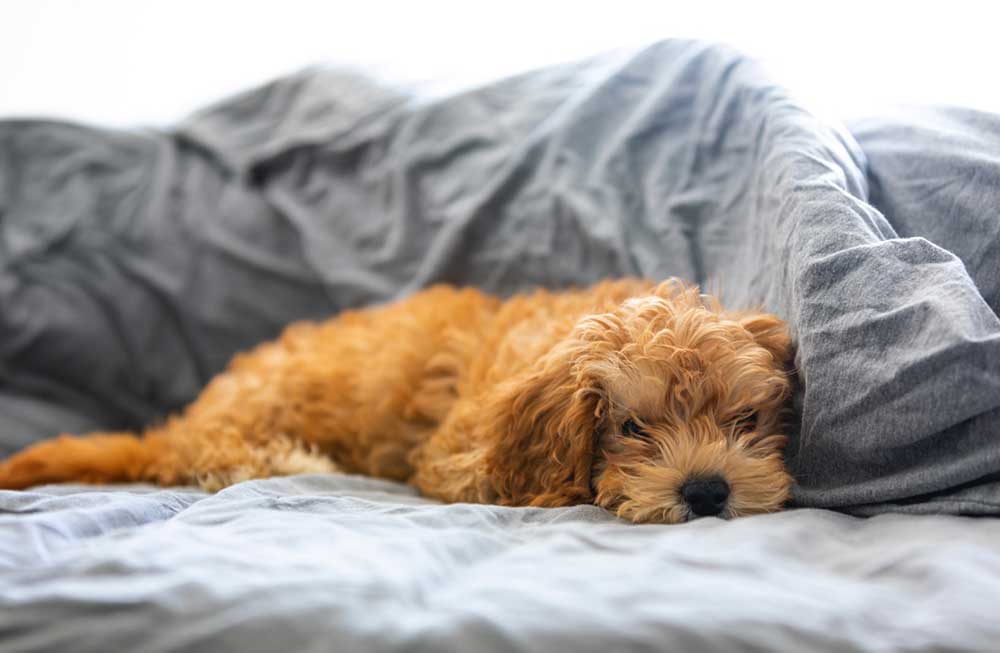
[681,477,729,517]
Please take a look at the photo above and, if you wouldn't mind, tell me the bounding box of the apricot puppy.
[0,279,794,523]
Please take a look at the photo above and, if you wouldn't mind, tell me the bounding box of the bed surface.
[2,39,1000,651]
[4,476,1000,652]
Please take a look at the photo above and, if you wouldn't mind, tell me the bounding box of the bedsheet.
[3,476,1000,652]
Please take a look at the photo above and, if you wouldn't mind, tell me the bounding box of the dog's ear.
[481,339,600,508]
[739,313,793,365]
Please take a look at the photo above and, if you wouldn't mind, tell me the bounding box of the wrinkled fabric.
[3,41,998,513]
[850,105,1000,317]
[3,38,1000,652]
[3,476,1000,653]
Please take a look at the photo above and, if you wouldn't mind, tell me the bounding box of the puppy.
[0,279,793,523]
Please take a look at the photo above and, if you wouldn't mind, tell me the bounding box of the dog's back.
[0,280,654,492]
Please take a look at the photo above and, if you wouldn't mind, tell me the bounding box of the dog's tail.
[0,432,163,490]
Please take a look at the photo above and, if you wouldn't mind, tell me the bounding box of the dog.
[0,278,794,523]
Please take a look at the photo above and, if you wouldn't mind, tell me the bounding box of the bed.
[2,40,1000,651]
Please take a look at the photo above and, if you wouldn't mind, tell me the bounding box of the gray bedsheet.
[3,39,1000,651]
[4,476,1000,653]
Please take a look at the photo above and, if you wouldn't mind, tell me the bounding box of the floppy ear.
[481,340,600,508]
[739,313,793,365]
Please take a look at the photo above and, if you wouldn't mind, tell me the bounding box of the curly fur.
[0,279,794,523]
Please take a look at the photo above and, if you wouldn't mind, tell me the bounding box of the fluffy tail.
[0,432,161,490]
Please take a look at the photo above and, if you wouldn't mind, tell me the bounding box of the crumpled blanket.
[3,40,998,513]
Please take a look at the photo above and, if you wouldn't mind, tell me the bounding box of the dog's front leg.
[408,403,499,505]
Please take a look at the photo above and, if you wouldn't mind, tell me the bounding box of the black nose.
[681,477,730,517]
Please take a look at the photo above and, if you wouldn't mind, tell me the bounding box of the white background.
[2,0,998,127]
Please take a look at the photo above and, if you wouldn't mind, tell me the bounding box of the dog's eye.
[621,419,647,439]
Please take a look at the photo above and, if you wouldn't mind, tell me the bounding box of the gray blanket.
[2,40,1000,651]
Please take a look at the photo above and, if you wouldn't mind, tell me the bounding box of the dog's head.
[484,280,793,524]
